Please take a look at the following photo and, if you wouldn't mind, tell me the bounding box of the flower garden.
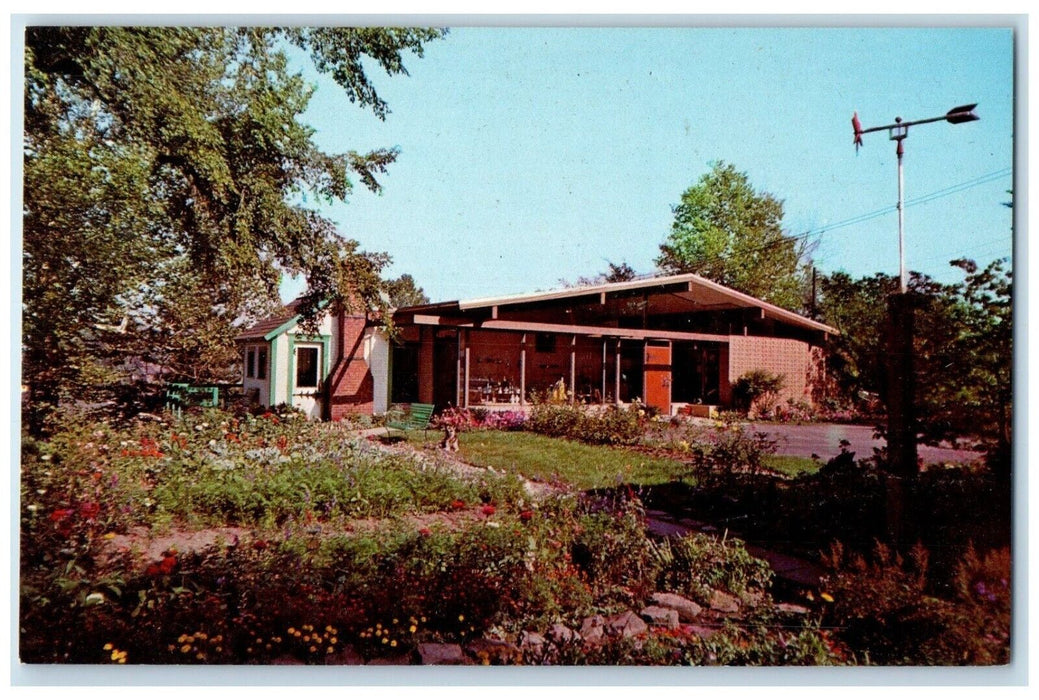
[20,403,1010,666]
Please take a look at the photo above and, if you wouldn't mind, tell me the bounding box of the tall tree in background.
[23,26,444,430]
[383,273,430,308]
[656,161,811,311]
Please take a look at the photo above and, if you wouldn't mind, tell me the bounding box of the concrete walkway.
[745,421,983,465]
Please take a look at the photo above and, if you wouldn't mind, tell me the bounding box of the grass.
[403,429,822,489]
[763,454,822,477]
[406,429,689,490]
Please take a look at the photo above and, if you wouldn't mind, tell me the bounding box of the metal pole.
[897,136,906,293]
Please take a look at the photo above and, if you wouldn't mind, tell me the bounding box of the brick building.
[237,273,836,419]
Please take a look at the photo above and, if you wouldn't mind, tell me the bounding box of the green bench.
[385,403,435,440]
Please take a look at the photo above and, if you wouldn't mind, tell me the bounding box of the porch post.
[569,334,576,404]
[463,330,471,409]
[601,338,607,404]
[455,329,462,407]
[519,333,527,406]
[614,339,622,404]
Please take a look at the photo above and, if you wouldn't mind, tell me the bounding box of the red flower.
[481,505,496,516]
[418,527,432,537]
[159,555,177,575]
[519,510,533,522]
[451,500,466,510]
[49,509,73,522]
[78,502,100,520]
[145,563,162,577]
[253,539,268,550]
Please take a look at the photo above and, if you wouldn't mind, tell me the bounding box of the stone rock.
[776,603,812,615]
[366,653,413,666]
[326,644,365,665]
[519,630,547,651]
[740,590,766,609]
[639,605,679,629]
[605,610,648,638]
[465,638,521,665]
[546,623,580,645]
[416,642,466,665]
[650,592,703,622]
[579,614,606,644]
[709,589,740,614]
[684,624,718,639]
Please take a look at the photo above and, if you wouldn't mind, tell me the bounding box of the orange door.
[643,343,672,415]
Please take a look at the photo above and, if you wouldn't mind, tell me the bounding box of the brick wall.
[728,335,824,405]
[328,316,375,418]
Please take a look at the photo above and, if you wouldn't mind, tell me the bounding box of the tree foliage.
[656,161,811,310]
[23,26,444,428]
[818,259,1011,463]
[383,273,430,308]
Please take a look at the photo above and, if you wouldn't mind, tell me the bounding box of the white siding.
[365,329,391,414]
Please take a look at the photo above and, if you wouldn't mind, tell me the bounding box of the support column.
[463,331,471,409]
[520,333,527,406]
[569,335,576,404]
[601,338,607,404]
[614,339,622,404]
[455,330,462,407]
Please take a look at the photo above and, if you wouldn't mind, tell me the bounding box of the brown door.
[643,342,672,415]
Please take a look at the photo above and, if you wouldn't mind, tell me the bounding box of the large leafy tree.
[23,26,444,429]
[818,259,1011,468]
[656,161,811,310]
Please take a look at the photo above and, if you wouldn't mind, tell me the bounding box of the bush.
[819,540,1010,665]
[650,532,774,604]
[733,369,785,416]
[527,402,645,446]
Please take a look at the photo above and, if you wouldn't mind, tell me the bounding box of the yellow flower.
[309,645,317,653]
[178,635,188,644]
[104,643,114,651]
[458,615,465,622]
[287,627,296,635]
[181,645,191,653]
[330,637,337,644]
[326,647,334,654]
[390,640,397,648]
[821,592,835,603]
[117,657,126,664]
[408,625,417,634]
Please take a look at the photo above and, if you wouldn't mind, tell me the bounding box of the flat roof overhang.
[394,273,837,337]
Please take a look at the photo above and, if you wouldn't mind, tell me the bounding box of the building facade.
[238,273,836,419]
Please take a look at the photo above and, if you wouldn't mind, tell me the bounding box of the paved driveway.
[745,422,983,465]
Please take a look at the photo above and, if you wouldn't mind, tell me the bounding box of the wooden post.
[601,338,607,404]
[520,333,527,406]
[615,339,622,404]
[463,332,471,409]
[569,335,576,404]
[455,330,462,407]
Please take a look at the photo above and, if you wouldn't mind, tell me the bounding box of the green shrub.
[527,402,645,446]
[733,369,785,415]
[650,532,774,604]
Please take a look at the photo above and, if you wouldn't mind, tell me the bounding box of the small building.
[237,273,836,420]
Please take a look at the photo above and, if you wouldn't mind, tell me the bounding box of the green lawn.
[406,429,689,490]
[763,454,822,477]
[403,429,822,489]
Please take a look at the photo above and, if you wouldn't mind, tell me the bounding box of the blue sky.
[262,27,1008,303]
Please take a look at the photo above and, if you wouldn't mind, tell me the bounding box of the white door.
[292,343,323,419]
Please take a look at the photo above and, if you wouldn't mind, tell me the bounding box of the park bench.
[385,402,435,440]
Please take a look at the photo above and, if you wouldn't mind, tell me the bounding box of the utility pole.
[852,104,979,476]
[852,103,979,540]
